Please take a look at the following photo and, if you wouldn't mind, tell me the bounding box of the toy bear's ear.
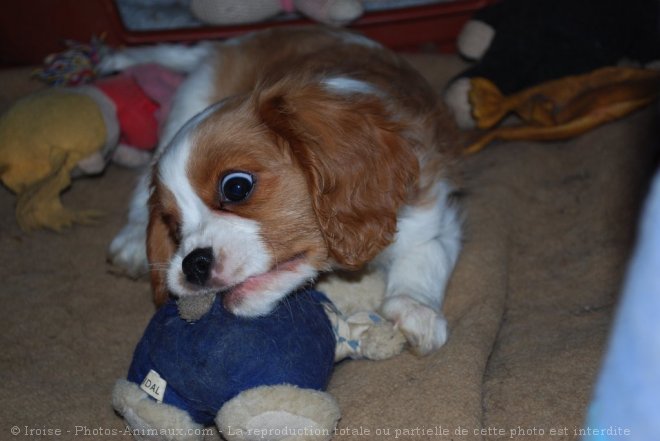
[257,79,419,269]
[146,176,179,307]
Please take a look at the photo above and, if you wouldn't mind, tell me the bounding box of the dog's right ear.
[146,177,179,307]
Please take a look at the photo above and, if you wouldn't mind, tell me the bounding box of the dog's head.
[147,76,419,316]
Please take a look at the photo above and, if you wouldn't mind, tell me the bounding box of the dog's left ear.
[258,80,419,269]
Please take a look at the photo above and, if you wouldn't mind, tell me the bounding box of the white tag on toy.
[140,369,167,403]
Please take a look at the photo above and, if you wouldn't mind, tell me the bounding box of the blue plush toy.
[112,288,405,441]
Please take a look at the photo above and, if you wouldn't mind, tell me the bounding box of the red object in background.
[0,0,497,66]
[95,74,160,150]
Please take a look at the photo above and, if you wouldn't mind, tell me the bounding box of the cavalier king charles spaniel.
[105,26,461,355]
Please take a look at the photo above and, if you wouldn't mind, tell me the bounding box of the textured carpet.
[0,53,657,441]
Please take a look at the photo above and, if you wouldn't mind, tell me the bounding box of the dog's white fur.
[106,28,462,354]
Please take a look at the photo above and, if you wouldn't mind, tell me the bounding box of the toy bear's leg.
[113,379,204,441]
[15,149,102,232]
[216,385,340,441]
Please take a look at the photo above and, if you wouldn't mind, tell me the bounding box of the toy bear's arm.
[324,304,406,361]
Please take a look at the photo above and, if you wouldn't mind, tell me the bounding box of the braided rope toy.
[33,35,108,86]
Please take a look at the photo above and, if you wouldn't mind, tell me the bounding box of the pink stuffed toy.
[78,63,184,168]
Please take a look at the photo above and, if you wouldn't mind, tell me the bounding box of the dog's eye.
[220,171,255,202]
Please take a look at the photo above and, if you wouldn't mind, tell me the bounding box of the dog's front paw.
[107,222,149,278]
[382,295,448,356]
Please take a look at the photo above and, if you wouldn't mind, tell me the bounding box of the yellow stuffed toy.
[1,63,184,232]
[0,89,114,231]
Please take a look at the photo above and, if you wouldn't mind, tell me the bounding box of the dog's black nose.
[182,247,214,286]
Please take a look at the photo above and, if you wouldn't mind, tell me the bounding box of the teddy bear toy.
[112,287,405,441]
[0,63,183,232]
[190,0,364,26]
[444,0,660,130]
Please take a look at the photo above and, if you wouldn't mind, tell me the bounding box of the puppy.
[106,27,462,355]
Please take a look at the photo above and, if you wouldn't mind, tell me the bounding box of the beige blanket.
[0,54,657,440]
